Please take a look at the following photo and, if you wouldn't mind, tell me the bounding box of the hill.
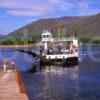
[0,13,100,44]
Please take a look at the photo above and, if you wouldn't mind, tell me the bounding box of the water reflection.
[1,46,100,100]
[42,66,80,99]
[24,65,80,100]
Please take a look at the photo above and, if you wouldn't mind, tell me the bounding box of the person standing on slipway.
[11,59,16,71]
[2,59,9,74]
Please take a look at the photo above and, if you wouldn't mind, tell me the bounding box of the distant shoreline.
[80,44,100,46]
[0,44,34,48]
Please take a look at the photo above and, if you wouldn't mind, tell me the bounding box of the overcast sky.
[0,0,100,35]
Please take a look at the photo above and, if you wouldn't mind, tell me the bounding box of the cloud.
[76,0,100,16]
[6,4,54,17]
[48,0,74,10]
[0,0,74,17]
[77,0,90,9]
[6,10,48,17]
[0,0,99,17]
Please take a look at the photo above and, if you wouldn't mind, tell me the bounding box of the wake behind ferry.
[34,29,78,65]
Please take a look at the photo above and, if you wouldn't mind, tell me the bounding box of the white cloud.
[6,5,54,17]
[0,0,99,17]
[76,0,100,16]
[78,0,90,9]
[48,0,74,10]
[0,0,74,17]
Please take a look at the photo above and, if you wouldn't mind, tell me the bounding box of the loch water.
[0,45,100,100]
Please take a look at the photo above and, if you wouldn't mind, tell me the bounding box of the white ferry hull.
[40,56,78,66]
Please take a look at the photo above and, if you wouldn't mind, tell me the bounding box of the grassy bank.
[0,38,100,47]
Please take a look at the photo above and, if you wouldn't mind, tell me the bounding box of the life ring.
[72,45,78,48]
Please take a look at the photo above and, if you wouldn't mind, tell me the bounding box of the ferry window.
[47,35,49,38]
[42,35,46,38]
[44,35,45,38]
[42,35,52,38]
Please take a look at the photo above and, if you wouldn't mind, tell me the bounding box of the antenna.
[42,29,45,33]
[56,22,63,39]
[48,27,50,32]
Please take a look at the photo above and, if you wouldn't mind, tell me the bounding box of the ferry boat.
[35,29,78,66]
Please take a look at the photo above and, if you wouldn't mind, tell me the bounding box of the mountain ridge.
[0,13,100,43]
